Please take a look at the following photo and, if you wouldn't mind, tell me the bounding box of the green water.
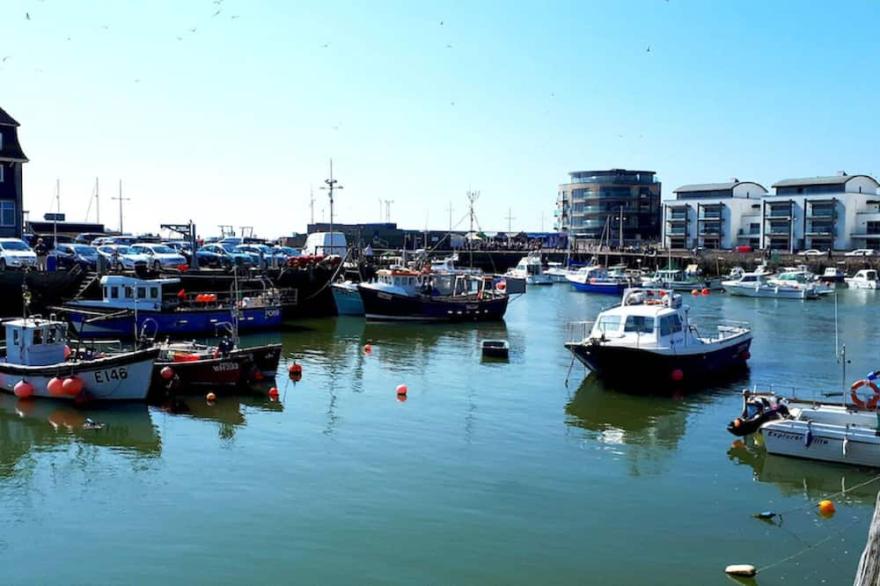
[2,286,880,584]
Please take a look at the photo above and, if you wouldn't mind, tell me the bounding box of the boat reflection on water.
[153,389,283,441]
[0,393,160,475]
[727,436,880,504]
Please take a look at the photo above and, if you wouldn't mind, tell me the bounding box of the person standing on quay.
[34,238,48,271]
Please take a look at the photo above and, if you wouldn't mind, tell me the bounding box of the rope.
[756,517,862,574]
[769,473,880,518]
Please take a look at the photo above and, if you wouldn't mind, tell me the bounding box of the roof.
[674,181,767,193]
[0,107,19,127]
[772,175,880,188]
[570,169,655,176]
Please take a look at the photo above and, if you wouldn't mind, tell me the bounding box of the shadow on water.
[0,393,161,476]
[727,436,880,505]
[153,392,283,441]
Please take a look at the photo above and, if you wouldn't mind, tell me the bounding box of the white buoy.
[724,564,756,577]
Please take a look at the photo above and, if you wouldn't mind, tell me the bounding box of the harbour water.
[2,286,880,584]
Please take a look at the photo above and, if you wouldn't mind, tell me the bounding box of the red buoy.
[13,380,34,399]
[671,369,684,382]
[160,366,175,381]
[47,377,64,397]
[62,377,84,396]
[701,288,710,296]
[363,343,372,354]
[396,384,408,396]
[268,387,279,399]
[206,392,217,402]
[288,363,303,377]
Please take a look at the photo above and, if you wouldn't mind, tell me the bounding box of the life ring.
[850,379,880,410]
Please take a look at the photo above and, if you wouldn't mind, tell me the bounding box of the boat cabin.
[853,269,878,282]
[99,275,183,311]
[590,289,688,346]
[4,318,68,366]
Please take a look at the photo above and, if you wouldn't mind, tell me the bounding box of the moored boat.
[0,317,157,401]
[332,281,365,316]
[505,253,553,286]
[641,264,722,291]
[846,269,879,290]
[152,338,282,391]
[565,265,630,295]
[722,271,817,299]
[565,288,752,386]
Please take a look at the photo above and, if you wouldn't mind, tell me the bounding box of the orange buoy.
[206,392,217,402]
[47,377,65,397]
[691,289,700,296]
[818,499,835,517]
[13,380,34,399]
[671,369,684,382]
[160,366,175,381]
[268,387,279,399]
[396,384,408,396]
[288,363,303,377]
[62,377,84,397]
[363,343,372,354]
[701,288,710,296]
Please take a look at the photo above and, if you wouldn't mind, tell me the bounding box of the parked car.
[93,235,139,247]
[96,245,150,270]
[129,243,188,271]
[845,248,876,257]
[52,243,99,270]
[162,241,193,262]
[274,246,301,258]
[0,238,38,270]
[799,249,824,256]
[195,243,254,269]
[74,233,108,244]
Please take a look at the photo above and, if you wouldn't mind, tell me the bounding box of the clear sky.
[1,0,878,238]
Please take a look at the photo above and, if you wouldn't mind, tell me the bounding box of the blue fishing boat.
[565,266,630,295]
[61,275,282,338]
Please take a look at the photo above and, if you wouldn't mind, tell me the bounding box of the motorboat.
[768,269,832,296]
[0,317,158,401]
[565,265,630,295]
[728,386,880,468]
[357,269,509,321]
[819,266,847,284]
[641,265,721,291]
[544,262,573,283]
[331,281,365,316]
[61,275,283,338]
[564,288,752,385]
[846,269,879,290]
[152,337,282,391]
[505,253,553,286]
[722,271,818,299]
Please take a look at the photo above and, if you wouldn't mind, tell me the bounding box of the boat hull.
[358,286,508,322]
[723,282,815,299]
[64,306,283,338]
[332,284,365,316]
[761,420,880,468]
[565,337,751,386]
[0,348,159,401]
[569,280,628,295]
[153,344,282,390]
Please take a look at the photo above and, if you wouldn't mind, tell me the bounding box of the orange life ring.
[850,379,880,410]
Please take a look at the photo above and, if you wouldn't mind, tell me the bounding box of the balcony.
[698,216,722,222]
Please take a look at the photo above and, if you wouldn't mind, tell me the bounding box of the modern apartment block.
[662,173,880,251]
[555,169,661,242]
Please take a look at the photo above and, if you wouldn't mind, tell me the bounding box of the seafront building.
[662,173,880,251]
[0,107,27,239]
[555,169,661,243]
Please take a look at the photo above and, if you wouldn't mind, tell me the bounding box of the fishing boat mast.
[321,159,342,253]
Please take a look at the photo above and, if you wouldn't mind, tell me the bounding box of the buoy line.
[755,517,862,575]
[761,473,880,519]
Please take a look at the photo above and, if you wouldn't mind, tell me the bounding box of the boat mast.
[466,190,479,268]
[54,178,60,249]
[321,159,342,255]
[112,180,130,234]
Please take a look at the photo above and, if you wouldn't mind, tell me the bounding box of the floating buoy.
[731,439,745,449]
[160,366,175,381]
[659,290,667,297]
[64,345,72,359]
[396,384,408,396]
[206,392,216,402]
[363,343,372,354]
[397,393,408,403]
[268,387,279,399]
[691,289,700,296]
[724,564,756,577]
[288,363,303,378]
[733,417,742,428]
[13,380,34,399]
[47,377,64,397]
[701,288,710,296]
[671,369,684,382]
[251,368,265,382]
[62,377,84,397]
[818,499,835,517]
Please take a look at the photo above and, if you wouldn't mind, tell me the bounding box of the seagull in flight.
[25,12,31,20]
[646,45,651,52]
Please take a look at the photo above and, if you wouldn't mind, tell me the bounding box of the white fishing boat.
[846,269,879,290]
[505,253,553,286]
[722,271,817,299]
[641,265,721,291]
[0,317,158,401]
[544,262,573,283]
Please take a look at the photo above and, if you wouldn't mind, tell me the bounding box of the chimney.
[837,170,848,176]
[730,177,739,183]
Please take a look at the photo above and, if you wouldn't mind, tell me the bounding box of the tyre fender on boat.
[850,379,880,410]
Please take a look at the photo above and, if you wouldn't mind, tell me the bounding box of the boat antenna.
[466,189,479,268]
[321,159,342,254]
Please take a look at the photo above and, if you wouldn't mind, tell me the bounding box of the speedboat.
[641,265,721,291]
[357,269,509,321]
[505,253,553,286]
[0,317,158,401]
[332,281,365,316]
[564,288,752,386]
[722,271,817,299]
[728,385,880,468]
[565,265,630,295]
[846,269,879,290]
[820,266,847,284]
[544,262,573,283]
[768,269,832,296]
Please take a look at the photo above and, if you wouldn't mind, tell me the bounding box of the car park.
[96,245,150,270]
[0,238,38,270]
[195,243,254,269]
[52,243,99,270]
[799,249,825,256]
[129,243,188,271]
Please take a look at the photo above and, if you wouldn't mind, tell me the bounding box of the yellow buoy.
[724,564,756,577]
[818,499,835,516]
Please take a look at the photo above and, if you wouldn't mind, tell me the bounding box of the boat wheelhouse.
[505,253,553,286]
[846,269,879,290]
[62,275,283,338]
[565,288,751,386]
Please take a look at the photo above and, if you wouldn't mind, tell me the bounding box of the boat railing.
[717,319,750,332]
[566,321,594,343]
[744,383,848,404]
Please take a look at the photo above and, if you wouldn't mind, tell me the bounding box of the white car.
[96,245,150,270]
[799,249,825,256]
[845,249,876,257]
[129,244,187,271]
[0,238,38,270]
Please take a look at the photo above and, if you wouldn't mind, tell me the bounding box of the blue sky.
[1,0,878,237]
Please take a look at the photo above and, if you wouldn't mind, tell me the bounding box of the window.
[110,286,119,299]
[0,200,15,227]
[660,314,683,336]
[150,287,159,299]
[124,286,133,298]
[596,315,621,334]
[624,315,654,334]
[0,164,4,183]
[32,329,42,345]
[137,287,146,299]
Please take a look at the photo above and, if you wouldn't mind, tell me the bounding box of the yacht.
[565,265,630,295]
[564,288,752,386]
[505,253,553,286]
[846,269,879,290]
[722,271,818,299]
